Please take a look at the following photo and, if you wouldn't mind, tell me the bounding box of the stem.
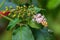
[0,14,13,21]
[0,14,24,26]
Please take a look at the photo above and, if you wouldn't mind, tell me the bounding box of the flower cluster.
[0,5,48,29]
[33,13,48,27]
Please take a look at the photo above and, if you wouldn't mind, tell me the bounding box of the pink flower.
[33,13,41,18]
[33,13,44,23]
[36,14,41,18]
[36,18,43,23]
[32,13,48,27]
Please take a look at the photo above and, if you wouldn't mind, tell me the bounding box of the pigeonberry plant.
[0,5,55,40]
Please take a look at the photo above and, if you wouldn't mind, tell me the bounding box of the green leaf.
[7,18,20,30]
[34,7,41,13]
[47,0,60,9]
[32,29,53,40]
[12,25,34,40]
[28,20,41,29]
[32,29,46,40]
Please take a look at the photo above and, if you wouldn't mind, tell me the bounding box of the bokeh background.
[0,0,60,40]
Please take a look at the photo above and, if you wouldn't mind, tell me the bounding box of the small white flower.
[36,18,43,23]
[44,18,46,21]
[33,15,37,19]
[41,15,44,18]
[32,19,35,21]
[36,14,41,18]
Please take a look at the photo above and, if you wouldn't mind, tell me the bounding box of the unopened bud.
[12,14,16,18]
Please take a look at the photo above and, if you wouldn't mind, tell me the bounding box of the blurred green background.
[0,0,60,40]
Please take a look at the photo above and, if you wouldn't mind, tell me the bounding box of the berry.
[0,11,10,18]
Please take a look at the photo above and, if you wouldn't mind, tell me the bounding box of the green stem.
[0,14,13,21]
[0,14,21,26]
[1,14,23,27]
